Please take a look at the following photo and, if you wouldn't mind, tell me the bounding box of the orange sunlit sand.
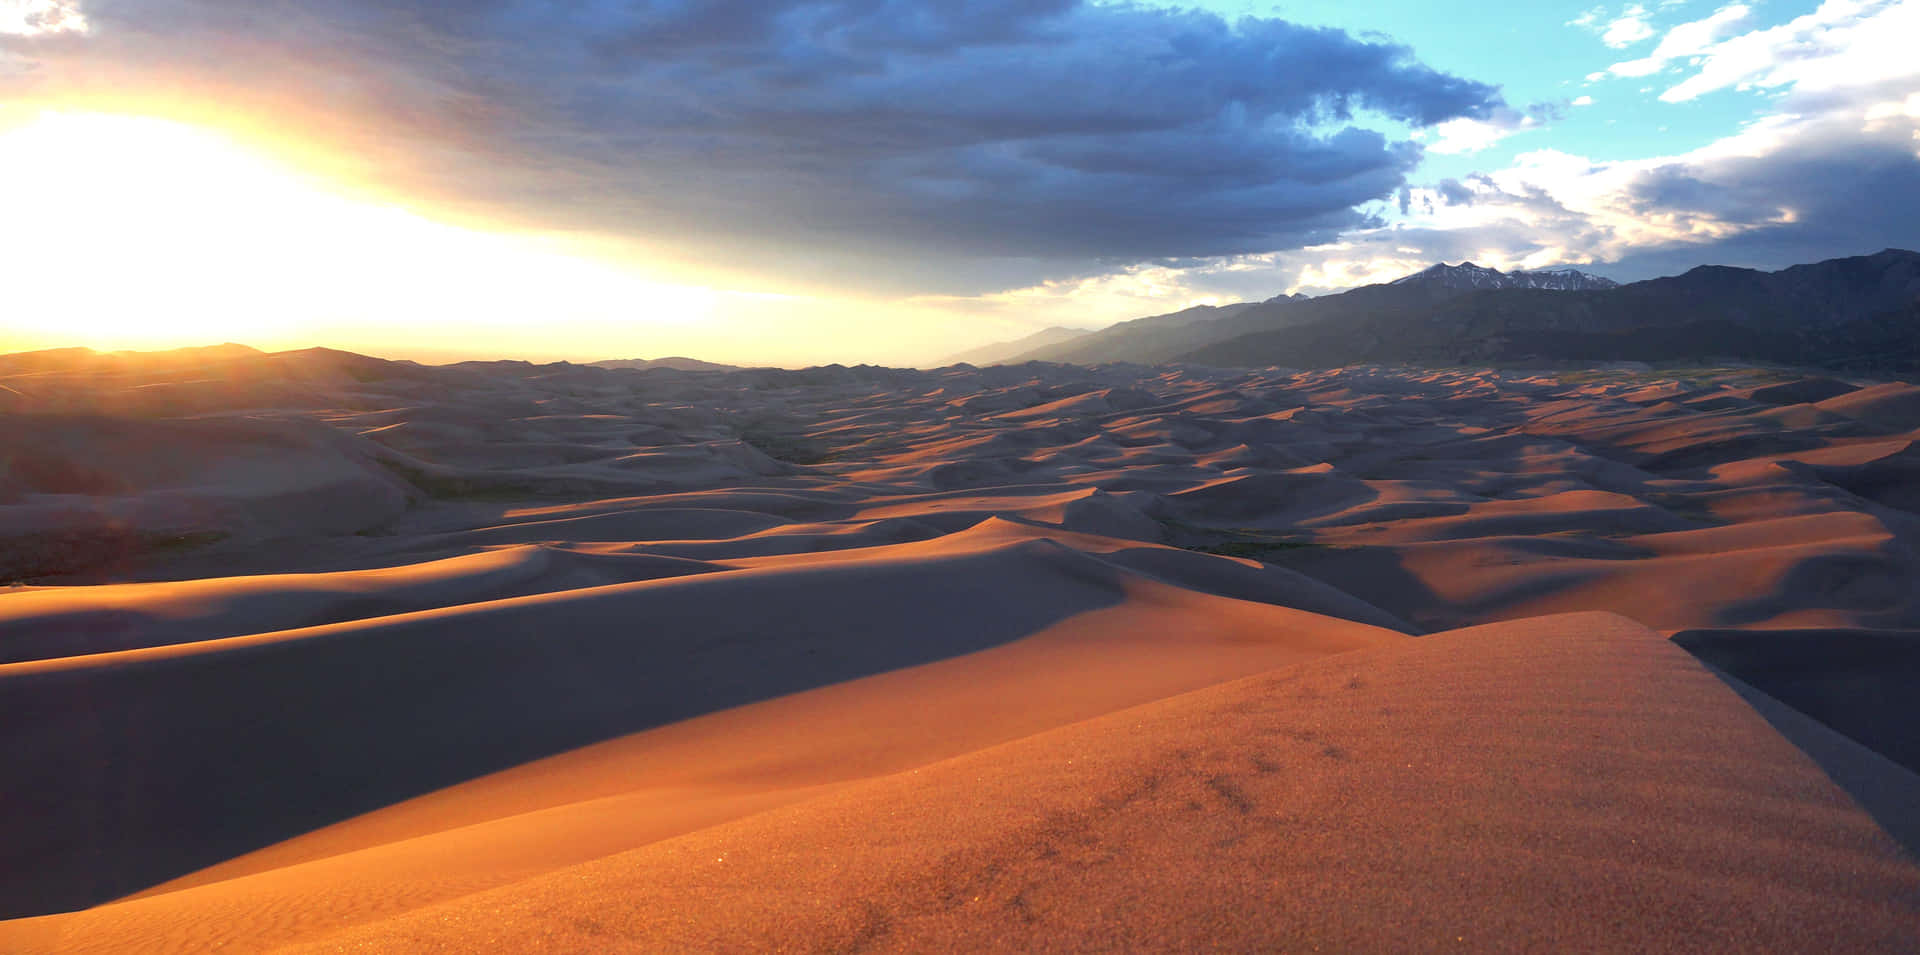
[1,345,1917,950]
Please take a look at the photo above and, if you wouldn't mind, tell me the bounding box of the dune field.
[2,344,1917,951]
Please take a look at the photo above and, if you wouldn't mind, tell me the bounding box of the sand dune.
[179,616,1920,951]
[3,573,1398,952]
[3,347,1918,950]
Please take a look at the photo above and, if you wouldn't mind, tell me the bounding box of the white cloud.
[1571,4,1660,48]
[1427,106,1547,155]
[1292,249,1440,293]
[0,0,87,36]
[1658,0,1920,103]
[1602,5,1657,47]
[1246,2,1920,294]
[1378,38,1920,281]
[1428,117,1518,155]
[911,252,1296,329]
[1572,95,1595,106]
[1608,3,1755,79]
[1864,91,1920,126]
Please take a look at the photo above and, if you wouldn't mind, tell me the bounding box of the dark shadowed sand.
[2,347,1917,950]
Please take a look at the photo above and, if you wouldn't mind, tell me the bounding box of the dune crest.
[291,615,1920,951]
[4,348,1918,949]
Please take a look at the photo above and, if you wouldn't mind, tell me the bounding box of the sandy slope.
[262,616,1920,950]
[0,518,1403,931]
[4,346,1919,950]
[2,570,1398,951]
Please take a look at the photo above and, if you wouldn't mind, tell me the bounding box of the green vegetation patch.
[1190,538,1322,559]
[1161,519,1327,560]
[737,426,840,465]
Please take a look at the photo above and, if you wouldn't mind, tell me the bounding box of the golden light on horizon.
[0,108,1130,368]
[0,108,725,359]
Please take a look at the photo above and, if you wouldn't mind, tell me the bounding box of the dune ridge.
[4,346,1918,949]
[287,615,1920,951]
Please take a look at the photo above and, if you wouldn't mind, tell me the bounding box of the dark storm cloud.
[1362,104,1920,292]
[1604,115,1920,280]
[1434,178,1477,206]
[1626,134,1920,239]
[10,0,1501,293]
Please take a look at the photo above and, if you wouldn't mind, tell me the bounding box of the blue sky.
[1206,0,1811,167]
[1,0,1916,364]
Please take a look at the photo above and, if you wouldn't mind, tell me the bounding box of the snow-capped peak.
[1389,262,1618,291]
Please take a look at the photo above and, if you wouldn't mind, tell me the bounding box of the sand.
[282,614,1920,953]
[2,346,1917,950]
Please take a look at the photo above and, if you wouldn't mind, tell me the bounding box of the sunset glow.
[1,1,1915,363]
[0,110,733,359]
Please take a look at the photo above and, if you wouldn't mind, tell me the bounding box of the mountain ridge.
[1389,262,1618,291]
[989,261,1620,366]
[1175,248,1920,372]
[938,326,1091,367]
[975,249,1918,372]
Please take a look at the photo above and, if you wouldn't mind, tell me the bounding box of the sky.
[1,0,1916,366]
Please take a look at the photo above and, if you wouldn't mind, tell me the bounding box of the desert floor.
[2,347,1917,951]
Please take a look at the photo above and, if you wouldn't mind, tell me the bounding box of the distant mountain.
[964,250,1915,372]
[939,326,1090,367]
[987,272,1608,367]
[590,356,739,372]
[1175,249,1920,372]
[1389,262,1618,291]
[984,265,1625,368]
[1008,300,1277,365]
[0,343,266,375]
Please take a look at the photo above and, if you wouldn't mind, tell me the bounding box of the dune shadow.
[1257,545,1448,634]
[0,543,1124,918]
[1674,629,1920,858]
[1672,628,1920,774]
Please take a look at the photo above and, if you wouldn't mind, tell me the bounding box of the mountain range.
[939,325,1092,367]
[959,251,1920,373]
[1387,262,1618,291]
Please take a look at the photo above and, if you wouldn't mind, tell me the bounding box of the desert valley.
[3,251,1920,950]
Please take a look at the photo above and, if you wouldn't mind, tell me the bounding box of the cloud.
[1601,5,1656,47]
[1350,0,1920,286]
[1426,101,1565,155]
[1607,3,1755,80]
[0,0,87,35]
[1024,2,1920,312]
[1656,0,1919,103]
[1570,4,1658,48]
[1322,0,1917,288]
[4,0,1501,297]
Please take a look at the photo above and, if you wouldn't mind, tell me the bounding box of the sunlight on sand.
[2,350,1917,950]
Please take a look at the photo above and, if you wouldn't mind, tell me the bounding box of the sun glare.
[0,109,719,358]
